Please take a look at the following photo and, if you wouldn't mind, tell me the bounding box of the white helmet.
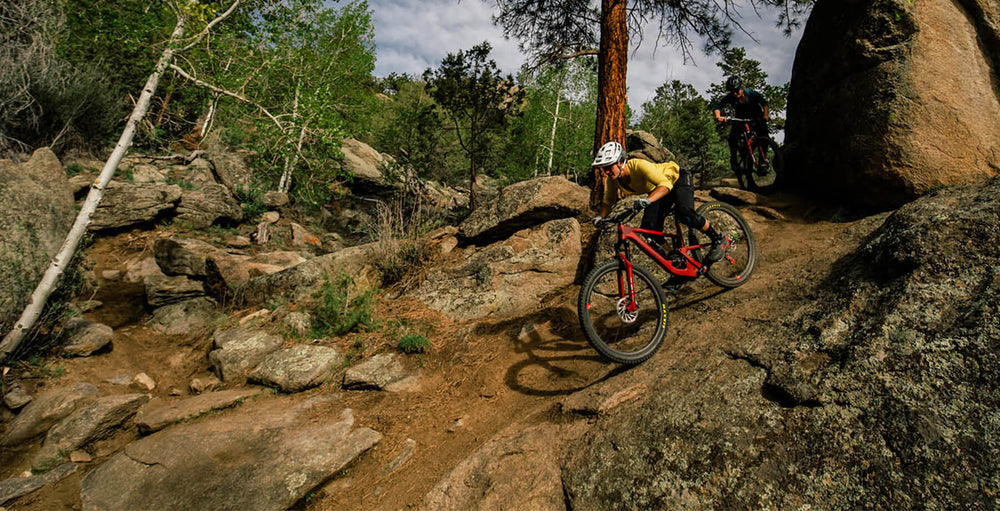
[592,141,625,167]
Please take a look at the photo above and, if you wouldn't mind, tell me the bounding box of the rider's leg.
[728,128,741,174]
[640,193,672,247]
[674,170,725,264]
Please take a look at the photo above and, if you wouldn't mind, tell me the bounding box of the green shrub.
[397,332,430,354]
[234,185,267,220]
[310,271,376,337]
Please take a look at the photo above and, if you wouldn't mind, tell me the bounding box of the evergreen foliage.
[423,42,523,210]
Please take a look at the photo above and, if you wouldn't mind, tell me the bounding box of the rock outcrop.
[784,0,1000,209]
[0,148,75,333]
[561,176,1000,509]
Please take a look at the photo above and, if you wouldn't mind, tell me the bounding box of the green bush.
[397,332,430,354]
[310,271,376,337]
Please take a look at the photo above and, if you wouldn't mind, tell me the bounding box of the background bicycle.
[727,117,784,191]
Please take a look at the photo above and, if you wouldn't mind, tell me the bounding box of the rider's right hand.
[591,216,605,227]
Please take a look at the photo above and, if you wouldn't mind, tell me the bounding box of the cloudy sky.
[366,0,811,117]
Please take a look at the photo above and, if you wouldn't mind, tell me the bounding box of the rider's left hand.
[631,198,650,212]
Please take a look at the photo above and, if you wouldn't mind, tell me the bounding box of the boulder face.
[0,148,75,333]
[784,0,1000,210]
[562,176,1000,509]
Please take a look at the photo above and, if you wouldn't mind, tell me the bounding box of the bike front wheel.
[690,201,757,288]
[577,260,669,365]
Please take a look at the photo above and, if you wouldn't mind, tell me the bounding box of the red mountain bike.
[728,117,783,191]
[577,201,756,365]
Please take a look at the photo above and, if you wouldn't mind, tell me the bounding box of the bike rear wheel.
[689,201,756,288]
[577,260,669,365]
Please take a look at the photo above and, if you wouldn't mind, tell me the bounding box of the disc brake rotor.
[616,297,639,323]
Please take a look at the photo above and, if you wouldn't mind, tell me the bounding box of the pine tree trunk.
[0,17,188,361]
[591,0,628,208]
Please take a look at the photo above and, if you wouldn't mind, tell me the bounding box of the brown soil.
[1,193,886,510]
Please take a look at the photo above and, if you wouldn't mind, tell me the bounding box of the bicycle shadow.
[667,282,729,312]
[491,305,629,398]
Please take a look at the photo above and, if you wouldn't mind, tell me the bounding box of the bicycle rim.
[690,202,756,288]
[577,260,669,365]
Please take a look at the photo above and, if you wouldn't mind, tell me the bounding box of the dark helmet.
[725,76,743,93]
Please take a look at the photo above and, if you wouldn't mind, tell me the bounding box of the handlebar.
[725,117,762,124]
[596,208,641,230]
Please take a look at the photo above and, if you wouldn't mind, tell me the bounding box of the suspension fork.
[615,245,638,310]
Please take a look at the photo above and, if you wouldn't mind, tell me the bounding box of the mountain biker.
[713,76,770,178]
[590,141,726,264]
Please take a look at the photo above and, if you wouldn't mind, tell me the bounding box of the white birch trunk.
[546,92,561,176]
[278,82,301,193]
[0,18,188,360]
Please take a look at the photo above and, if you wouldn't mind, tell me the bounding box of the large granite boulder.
[89,181,183,231]
[339,138,399,193]
[457,176,590,245]
[784,0,1000,209]
[562,176,1000,509]
[0,148,75,334]
[175,183,244,229]
[625,129,674,164]
[412,218,581,321]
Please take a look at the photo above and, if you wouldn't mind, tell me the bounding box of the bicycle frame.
[733,120,772,172]
[614,217,705,277]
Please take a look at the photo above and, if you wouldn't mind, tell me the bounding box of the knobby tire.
[577,260,669,365]
[689,202,757,288]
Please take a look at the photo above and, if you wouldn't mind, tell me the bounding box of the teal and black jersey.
[714,88,768,119]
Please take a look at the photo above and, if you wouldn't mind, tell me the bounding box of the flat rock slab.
[249,345,343,392]
[2,382,98,447]
[32,393,149,470]
[135,388,262,434]
[81,400,381,511]
[343,353,409,390]
[0,462,77,506]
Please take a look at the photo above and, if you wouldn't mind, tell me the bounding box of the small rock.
[105,374,132,386]
[238,309,270,326]
[3,387,32,410]
[168,387,183,397]
[750,205,785,220]
[101,270,122,281]
[62,319,113,357]
[343,353,409,391]
[291,223,322,248]
[262,211,280,223]
[262,191,289,208]
[78,300,103,313]
[446,416,468,433]
[132,373,156,391]
[70,450,92,463]
[227,235,252,248]
[382,438,417,475]
[189,375,221,394]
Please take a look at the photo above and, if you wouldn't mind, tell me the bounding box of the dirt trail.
[3,194,885,510]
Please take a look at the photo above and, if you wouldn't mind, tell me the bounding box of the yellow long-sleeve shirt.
[603,159,680,206]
